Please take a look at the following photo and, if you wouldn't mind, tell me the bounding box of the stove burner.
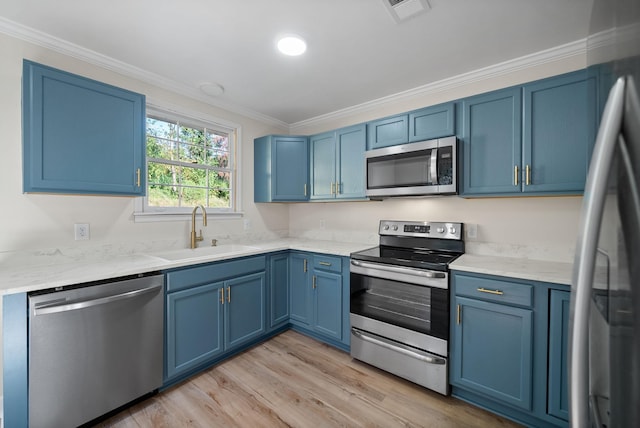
[350,220,464,272]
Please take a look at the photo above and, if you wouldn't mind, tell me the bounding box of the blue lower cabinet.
[288,252,348,348]
[289,252,312,326]
[224,272,266,350]
[451,271,569,427]
[312,269,343,341]
[3,293,29,428]
[165,257,267,383]
[268,253,290,330]
[451,296,533,411]
[548,290,570,421]
[166,282,224,379]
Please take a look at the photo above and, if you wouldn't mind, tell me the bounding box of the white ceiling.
[0,0,594,126]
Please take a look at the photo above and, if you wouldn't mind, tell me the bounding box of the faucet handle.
[196,230,204,242]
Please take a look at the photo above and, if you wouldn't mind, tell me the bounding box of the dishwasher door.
[28,273,164,428]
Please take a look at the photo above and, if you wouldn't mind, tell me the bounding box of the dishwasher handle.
[33,284,163,316]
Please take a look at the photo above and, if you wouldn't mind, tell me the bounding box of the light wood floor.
[98,330,522,427]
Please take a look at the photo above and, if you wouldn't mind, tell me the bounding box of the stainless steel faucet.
[190,205,208,248]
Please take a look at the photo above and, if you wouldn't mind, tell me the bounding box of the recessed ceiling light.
[277,35,307,56]
[199,82,225,97]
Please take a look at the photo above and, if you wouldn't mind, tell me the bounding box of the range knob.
[392,225,398,231]
[449,227,456,234]
[383,224,390,230]
[436,227,445,233]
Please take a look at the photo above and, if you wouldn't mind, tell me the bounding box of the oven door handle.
[350,259,446,279]
[351,328,446,365]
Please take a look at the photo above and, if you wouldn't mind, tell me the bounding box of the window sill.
[133,211,244,223]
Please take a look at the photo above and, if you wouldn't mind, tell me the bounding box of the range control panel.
[379,220,463,240]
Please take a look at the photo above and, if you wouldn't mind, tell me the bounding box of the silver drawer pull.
[477,287,504,295]
[351,328,445,365]
[319,261,332,266]
[350,259,445,278]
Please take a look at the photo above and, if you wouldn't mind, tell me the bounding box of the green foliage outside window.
[146,116,233,208]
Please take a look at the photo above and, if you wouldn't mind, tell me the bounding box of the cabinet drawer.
[454,273,533,307]
[313,255,342,273]
[166,256,266,292]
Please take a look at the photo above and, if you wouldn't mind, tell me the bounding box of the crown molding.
[0,17,289,130]
[289,38,588,133]
[1,16,589,133]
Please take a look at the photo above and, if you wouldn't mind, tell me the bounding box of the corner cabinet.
[451,271,570,427]
[310,124,367,200]
[461,70,597,197]
[288,251,349,349]
[268,252,290,330]
[165,256,266,383]
[22,60,145,195]
[254,135,309,202]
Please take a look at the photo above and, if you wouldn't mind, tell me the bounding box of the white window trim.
[134,100,243,222]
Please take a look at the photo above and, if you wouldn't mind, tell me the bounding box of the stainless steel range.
[349,220,464,395]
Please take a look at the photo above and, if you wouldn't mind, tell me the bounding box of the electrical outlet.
[74,223,90,241]
[243,219,251,231]
[320,219,326,229]
[466,223,477,239]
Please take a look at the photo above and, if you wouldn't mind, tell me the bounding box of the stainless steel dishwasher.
[28,272,164,428]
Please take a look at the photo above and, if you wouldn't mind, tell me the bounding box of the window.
[135,107,241,221]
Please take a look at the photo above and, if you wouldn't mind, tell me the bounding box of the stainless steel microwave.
[365,136,457,198]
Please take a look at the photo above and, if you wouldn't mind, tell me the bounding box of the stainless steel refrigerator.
[570,0,640,426]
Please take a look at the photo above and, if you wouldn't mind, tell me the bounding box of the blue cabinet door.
[548,290,570,421]
[451,296,533,411]
[310,131,336,199]
[522,71,597,193]
[224,272,266,350]
[366,114,409,149]
[166,282,224,380]
[408,102,456,142]
[22,60,145,195]
[312,269,343,341]
[289,253,311,326]
[461,87,522,195]
[269,253,290,329]
[336,124,367,199]
[254,135,309,202]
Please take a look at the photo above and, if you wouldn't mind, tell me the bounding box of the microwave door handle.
[430,148,438,184]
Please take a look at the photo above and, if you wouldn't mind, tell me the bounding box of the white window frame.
[134,102,243,222]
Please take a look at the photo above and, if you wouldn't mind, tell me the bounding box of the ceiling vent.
[383,0,431,23]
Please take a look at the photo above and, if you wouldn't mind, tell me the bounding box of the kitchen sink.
[150,244,260,262]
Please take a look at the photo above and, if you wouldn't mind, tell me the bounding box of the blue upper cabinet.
[310,131,336,199]
[22,60,145,196]
[310,124,366,200]
[522,70,597,194]
[408,102,456,142]
[461,70,597,197]
[461,87,523,196]
[254,135,309,202]
[366,114,409,149]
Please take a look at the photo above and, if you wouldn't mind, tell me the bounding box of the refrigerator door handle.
[570,77,626,427]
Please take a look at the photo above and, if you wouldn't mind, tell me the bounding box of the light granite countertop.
[1,238,574,296]
[450,253,573,286]
[0,239,373,296]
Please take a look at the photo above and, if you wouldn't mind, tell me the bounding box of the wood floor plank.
[97,330,522,428]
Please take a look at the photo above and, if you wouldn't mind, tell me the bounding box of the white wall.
[0,32,290,256]
[0,30,589,402]
[289,53,589,263]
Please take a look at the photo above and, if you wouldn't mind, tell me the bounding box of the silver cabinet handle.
[430,148,438,184]
[351,328,445,365]
[33,284,163,316]
[570,76,626,427]
[350,259,445,278]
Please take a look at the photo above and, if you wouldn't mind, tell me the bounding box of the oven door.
[349,259,449,349]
